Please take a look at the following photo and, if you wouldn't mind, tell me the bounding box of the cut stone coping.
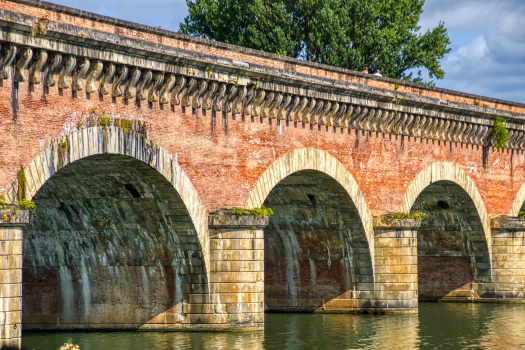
[491,216,525,231]
[0,208,30,226]
[373,216,422,229]
[208,212,270,228]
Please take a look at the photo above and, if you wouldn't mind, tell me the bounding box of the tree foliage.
[180,0,451,84]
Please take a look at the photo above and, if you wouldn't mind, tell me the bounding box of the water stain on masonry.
[23,154,203,329]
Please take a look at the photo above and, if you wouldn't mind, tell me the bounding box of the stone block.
[183,303,216,314]
[209,282,264,294]
[493,261,525,269]
[210,238,264,250]
[375,282,416,292]
[494,275,525,284]
[224,302,264,313]
[324,299,358,309]
[0,229,23,241]
[0,323,21,340]
[374,247,416,257]
[211,292,264,304]
[0,255,21,270]
[0,211,29,227]
[211,231,264,239]
[210,250,264,261]
[0,270,21,284]
[209,272,263,283]
[376,256,417,266]
[0,241,22,256]
[0,284,21,298]
[374,265,417,274]
[375,238,416,248]
[185,312,263,324]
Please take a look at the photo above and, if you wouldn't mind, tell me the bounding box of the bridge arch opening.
[246,148,374,312]
[400,163,491,301]
[263,170,371,311]
[15,127,209,330]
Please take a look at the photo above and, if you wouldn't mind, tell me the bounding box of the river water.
[22,303,525,350]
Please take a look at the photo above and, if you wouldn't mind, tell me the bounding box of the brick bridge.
[2,0,525,347]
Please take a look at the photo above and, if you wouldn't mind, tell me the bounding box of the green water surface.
[21,303,525,350]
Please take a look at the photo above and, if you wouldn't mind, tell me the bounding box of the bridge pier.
[369,216,419,313]
[0,209,28,349]
[207,212,268,330]
[479,217,525,301]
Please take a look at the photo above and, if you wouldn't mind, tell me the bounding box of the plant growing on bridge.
[12,168,36,215]
[232,205,274,218]
[518,211,525,220]
[493,117,509,151]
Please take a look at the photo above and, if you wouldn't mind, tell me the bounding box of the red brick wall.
[2,72,525,217]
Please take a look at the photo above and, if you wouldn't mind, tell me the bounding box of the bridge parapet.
[1,0,525,151]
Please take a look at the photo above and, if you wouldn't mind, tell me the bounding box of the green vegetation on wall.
[232,205,274,218]
[492,117,509,151]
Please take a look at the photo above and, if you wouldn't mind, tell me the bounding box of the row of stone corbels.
[1,41,522,150]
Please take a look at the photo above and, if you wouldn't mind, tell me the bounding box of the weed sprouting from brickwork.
[77,105,146,135]
[17,167,26,202]
[57,139,69,168]
[31,18,48,36]
[493,117,509,152]
[232,205,274,218]
[2,168,36,216]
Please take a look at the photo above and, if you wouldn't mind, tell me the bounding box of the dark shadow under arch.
[23,154,207,329]
[263,170,372,312]
[411,180,491,300]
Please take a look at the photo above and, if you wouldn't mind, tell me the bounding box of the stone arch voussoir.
[6,126,209,275]
[245,147,375,270]
[398,161,492,271]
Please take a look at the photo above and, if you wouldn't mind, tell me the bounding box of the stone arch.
[399,162,492,299]
[246,148,374,311]
[245,147,374,252]
[509,182,525,217]
[398,162,490,240]
[6,126,208,267]
[6,126,210,329]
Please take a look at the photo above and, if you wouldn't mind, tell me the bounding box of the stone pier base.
[474,217,525,302]
[0,209,28,349]
[368,216,419,313]
[207,212,268,330]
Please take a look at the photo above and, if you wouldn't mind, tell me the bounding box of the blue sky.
[50,0,525,103]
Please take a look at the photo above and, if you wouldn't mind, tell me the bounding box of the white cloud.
[420,0,525,102]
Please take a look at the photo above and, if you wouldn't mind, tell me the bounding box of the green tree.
[180,0,451,84]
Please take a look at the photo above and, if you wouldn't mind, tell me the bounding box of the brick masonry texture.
[2,0,525,338]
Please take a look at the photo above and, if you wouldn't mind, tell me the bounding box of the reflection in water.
[22,303,525,350]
